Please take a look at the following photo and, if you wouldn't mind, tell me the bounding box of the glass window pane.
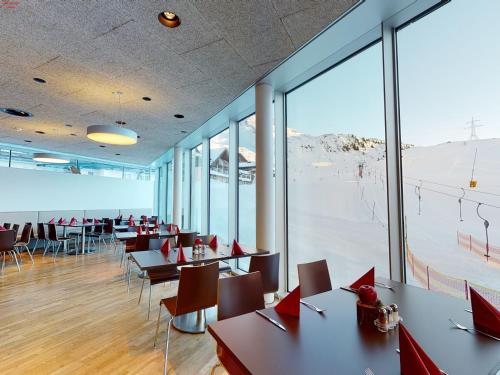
[191,144,203,233]
[209,129,230,245]
[166,161,174,223]
[0,149,10,167]
[398,0,500,300]
[286,42,388,289]
[238,114,256,270]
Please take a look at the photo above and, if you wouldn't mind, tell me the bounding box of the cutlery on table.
[374,281,395,291]
[464,308,472,313]
[396,349,449,375]
[340,286,357,294]
[255,310,287,331]
[300,299,326,313]
[449,318,500,341]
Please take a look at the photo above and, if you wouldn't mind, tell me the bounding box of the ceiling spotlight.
[174,114,184,119]
[158,11,180,28]
[65,124,73,127]
[1,108,33,117]
[33,77,46,83]
[99,145,106,148]
[69,133,77,136]
[24,140,32,143]
[115,120,127,125]
[15,127,23,132]
[115,153,121,156]
[181,130,187,134]
[142,96,152,101]
[33,152,69,164]
[35,130,46,134]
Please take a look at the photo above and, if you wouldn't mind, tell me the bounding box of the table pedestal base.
[173,306,217,333]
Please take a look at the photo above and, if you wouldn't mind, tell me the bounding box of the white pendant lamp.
[32,152,69,164]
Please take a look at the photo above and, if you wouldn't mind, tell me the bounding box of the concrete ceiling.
[0,0,357,165]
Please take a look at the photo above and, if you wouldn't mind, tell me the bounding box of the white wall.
[0,166,154,212]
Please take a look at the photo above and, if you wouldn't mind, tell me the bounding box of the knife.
[255,310,287,331]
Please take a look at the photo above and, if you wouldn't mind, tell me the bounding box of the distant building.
[210,148,256,183]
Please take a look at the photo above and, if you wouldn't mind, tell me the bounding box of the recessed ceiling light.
[99,145,106,148]
[24,140,32,143]
[65,124,73,127]
[35,130,45,134]
[115,120,127,125]
[0,108,33,117]
[181,130,187,134]
[137,135,141,139]
[33,77,46,84]
[158,11,181,28]
[33,153,69,164]
[142,96,152,101]
[115,153,121,156]
[174,114,184,119]
[15,127,23,132]
[69,133,77,136]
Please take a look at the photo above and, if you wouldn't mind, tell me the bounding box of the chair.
[0,230,20,273]
[297,259,332,298]
[33,223,50,254]
[15,223,34,264]
[3,223,11,230]
[211,272,265,374]
[44,223,76,258]
[139,264,179,319]
[154,262,219,375]
[148,238,175,250]
[12,224,20,238]
[176,232,197,247]
[249,252,280,297]
[135,233,159,251]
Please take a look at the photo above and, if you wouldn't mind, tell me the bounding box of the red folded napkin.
[48,218,55,224]
[58,218,64,224]
[82,218,89,224]
[275,285,300,318]
[154,222,159,230]
[176,225,180,235]
[145,225,150,235]
[399,324,441,375]
[137,225,142,235]
[128,219,134,226]
[161,220,165,225]
[470,287,500,337]
[69,217,77,226]
[167,223,173,232]
[194,238,203,246]
[129,215,133,220]
[0,226,7,231]
[177,243,186,263]
[350,267,375,290]
[209,235,218,250]
[231,239,244,256]
[161,239,170,256]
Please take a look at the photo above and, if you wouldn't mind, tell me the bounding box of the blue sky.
[287,0,500,147]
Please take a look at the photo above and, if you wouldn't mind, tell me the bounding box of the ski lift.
[469,148,478,188]
[414,180,422,215]
[476,203,490,259]
[458,188,465,222]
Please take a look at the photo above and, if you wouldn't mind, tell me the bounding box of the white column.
[201,138,210,234]
[173,146,183,227]
[255,83,275,253]
[228,120,238,243]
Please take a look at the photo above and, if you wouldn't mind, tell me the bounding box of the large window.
[237,114,257,270]
[209,129,230,245]
[398,0,500,299]
[166,161,174,223]
[190,144,203,233]
[286,43,388,289]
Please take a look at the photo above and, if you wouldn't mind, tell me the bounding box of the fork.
[396,349,450,374]
[300,299,326,313]
[449,318,500,341]
[374,281,395,291]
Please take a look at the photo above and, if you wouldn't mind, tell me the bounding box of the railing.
[457,231,500,267]
[406,240,500,308]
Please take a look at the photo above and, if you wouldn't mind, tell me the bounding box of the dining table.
[130,245,269,333]
[114,230,177,241]
[208,279,500,375]
[113,223,155,232]
[54,222,105,254]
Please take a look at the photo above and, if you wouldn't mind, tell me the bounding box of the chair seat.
[58,237,72,241]
[217,344,247,375]
[15,242,29,247]
[160,296,177,316]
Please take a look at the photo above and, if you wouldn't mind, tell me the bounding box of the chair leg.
[154,303,163,348]
[210,363,222,375]
[11,251,20,272]
[148,283,152,320]
[163,317,174,375]
[25,245,34,264]
[33,239,39,254]
[138,277,145,304]
[2,252,5,274]
[127,260,132,294]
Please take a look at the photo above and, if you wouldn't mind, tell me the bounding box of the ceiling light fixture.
[86,91,137,145]
[24,140,32,143]
[115,153,121,156]
[142,96,151,101]
[1,108,33,117]
[174,114,184,119]
[70,133,77,136]
[99,145,106,148]
[33,152,69,164]
[35,130,45,134]
[33,77,46,83]
[158,11,180,28]
[65,124,73,127]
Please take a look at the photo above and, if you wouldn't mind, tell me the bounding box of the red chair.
[297,259,332,298]
[0,230,19,274]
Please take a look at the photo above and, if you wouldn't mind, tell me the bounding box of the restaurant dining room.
[0,0,499,374]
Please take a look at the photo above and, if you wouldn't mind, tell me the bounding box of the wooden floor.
[0,245,224,375]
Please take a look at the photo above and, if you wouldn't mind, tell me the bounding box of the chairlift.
[458,188,465,222]
[414,180,422,215]
[476,203,490,259]
[469,148,478,188]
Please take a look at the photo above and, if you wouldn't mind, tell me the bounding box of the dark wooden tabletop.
[114,231,177,240]
[51,222,104,227]
[129,245,269,271]
[208,279,499,375]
